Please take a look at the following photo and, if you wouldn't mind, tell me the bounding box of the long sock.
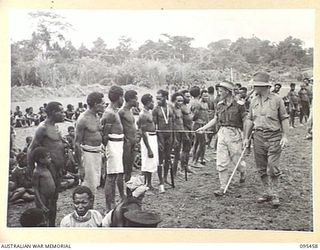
[270,175,279,197]
[218,170,229,190]
[261,175,272,196]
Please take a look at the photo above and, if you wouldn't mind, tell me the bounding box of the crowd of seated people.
[8,126,79,205]
[11,102,90,128]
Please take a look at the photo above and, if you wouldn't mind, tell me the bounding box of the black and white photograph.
[7,9,314,231]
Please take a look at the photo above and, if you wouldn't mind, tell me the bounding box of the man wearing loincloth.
[119,90,138,196]
[190,87,209,168]
[137,94,159,189]
[152,89,174,193]
[207,86,217,149]
[75,92,105,199]
[171,92,185,177]
[27,101,66,226]
[180,90,195,174]
[101,86,125,212]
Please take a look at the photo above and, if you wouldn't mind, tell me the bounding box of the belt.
[148,132,157,136]
[220,125,242,129]
[82,148,101,153]
[109,137,124,142]
[255,128,280,133]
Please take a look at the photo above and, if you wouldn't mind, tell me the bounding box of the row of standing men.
[74,70,290,210]
[27,71,290,226]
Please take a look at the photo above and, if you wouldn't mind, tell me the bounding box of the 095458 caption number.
[300,244,318,248]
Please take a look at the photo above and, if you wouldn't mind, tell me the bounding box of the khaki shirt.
[298,88,310,102]
[216,98,247,129]
[248,93,289,131]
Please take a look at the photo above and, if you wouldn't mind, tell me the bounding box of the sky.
[9,9,315,49]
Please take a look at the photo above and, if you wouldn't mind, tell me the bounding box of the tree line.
[11,11,313,89]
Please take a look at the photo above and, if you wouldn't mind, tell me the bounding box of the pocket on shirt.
[266,103,278,120]
[227,110,241,124]
[251,104,259,120]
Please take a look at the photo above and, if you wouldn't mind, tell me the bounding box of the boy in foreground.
[31,147,56,226]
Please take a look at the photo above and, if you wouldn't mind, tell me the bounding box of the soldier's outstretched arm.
[196,116,217,132]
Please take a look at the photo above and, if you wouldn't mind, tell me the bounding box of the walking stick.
[223,131,253,194]
[185,164,188,181]
[169,158,175,188]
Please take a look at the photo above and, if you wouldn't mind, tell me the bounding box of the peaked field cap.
[252,72,272,87]
[124,211,162,227]
[217,80,234,92]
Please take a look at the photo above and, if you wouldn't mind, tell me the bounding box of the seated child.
[9,152,34,204]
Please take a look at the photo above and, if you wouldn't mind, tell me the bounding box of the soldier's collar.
[257,92,272,102]
[218,96,236,107]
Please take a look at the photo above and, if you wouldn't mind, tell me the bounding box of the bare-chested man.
[190,87,209,168]
[27,101,66,226]
[152,89,174,193]
[207,86,216,148]
[75,92,105,198]
[119,90,138,196]
[137,94,158,189]
[171,92,185,177]
[101,86,125,212]
[180,90,195,174]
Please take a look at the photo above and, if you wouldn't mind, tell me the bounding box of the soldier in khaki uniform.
[243,72,289,208]
[197,81,247,196]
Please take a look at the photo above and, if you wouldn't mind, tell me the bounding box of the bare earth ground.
[8,119,313,230]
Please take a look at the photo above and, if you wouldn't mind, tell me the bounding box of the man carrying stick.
[243,72,289,208]
[197,81,247,196]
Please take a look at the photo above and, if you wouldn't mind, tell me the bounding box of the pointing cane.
[223,131,253,194]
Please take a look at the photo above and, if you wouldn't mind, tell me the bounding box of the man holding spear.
[196,81,247,196]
